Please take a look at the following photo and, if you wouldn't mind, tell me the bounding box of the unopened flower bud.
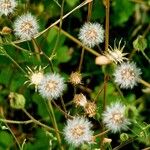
[120,133,129,142]
[9,92,26,109]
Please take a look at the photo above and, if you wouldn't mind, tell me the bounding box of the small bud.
[69,72,82,85]
[84,102,96,117]
[1,26,12,35]
[9,92,26,109]
[73,93,87,107]
[103,138,112,144]
[133,35,147,52]
[95,55,112,65]
[120,133,129,142]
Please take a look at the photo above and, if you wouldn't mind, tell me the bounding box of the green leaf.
[55,46,71,63]
[0,131,13,149]
[111,0,135,26]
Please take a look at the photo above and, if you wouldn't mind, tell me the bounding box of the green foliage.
[0,131,13,149]
[111,0,135,26]
[0,0,150,149]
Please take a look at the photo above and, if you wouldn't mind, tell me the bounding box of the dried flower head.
[84,102,97,117]
[63,117,93,147]
[102,102,130,133]
[0,0,17,16]
[25,66,45,90]
[113,62,141,89]
[105,39,128,64]
[103,138,112,144]
[69,72,82,85]
[38,73,65,100]
[78,22,104,48]
[14,13,39,40]
[95,55,112,65]
[1,26,12,35]
[73,93,87,107]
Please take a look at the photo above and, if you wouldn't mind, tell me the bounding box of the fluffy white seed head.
[102,102,130,133]
[113,62,141,89]
[105,39,128,64]
[63,117,93,147]
[78,22,104,48]
[38,73,65,100]
[0,0,17,16]
[13,13,39,40]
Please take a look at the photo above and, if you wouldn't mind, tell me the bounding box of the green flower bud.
[9,92,26,109]
[133,35,147,52]
[120,133,129,142]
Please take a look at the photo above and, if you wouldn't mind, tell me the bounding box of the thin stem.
[60,96,67,115]
[141,51,150,64]
[87,1,93,21]
[51,0,65,56]
[52,100,73,119]
[54,26,100,56]
[129,49,136,60]
[5,53,26,74]
[22,109,57,132]
[0,118,33,124]
[93,85,104,102]
[138,78,150,88]
[113,138,135,150]
[4,123,22,150]
[13,0,92,44]
[105,0,110,52]
[48,101,64,150]
[103,75,108,111]
[11,42,31,54]
[31,38,55,72]
[93,129,109,139]
[78,47,85,72]
[31,38,41,61]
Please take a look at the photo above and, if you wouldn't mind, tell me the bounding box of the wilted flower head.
[38,73,65,100]
[78,22,104,48]
[102,102,130,133]
[25,66,45,90]
[73,93,87,107]
[105,39,128,64]
[14,13,39,40]
[0,0,17,16]
[84,102,97,117]
[69,72,82,85]
[63,117,93,147]
[113,62,141,89]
